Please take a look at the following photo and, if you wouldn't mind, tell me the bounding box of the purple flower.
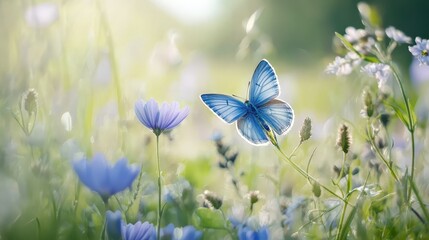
[238,226,269,240]
[72,153,140,202]
[135,98,190,136]
[122,221,156,240]
[409,37,429,65]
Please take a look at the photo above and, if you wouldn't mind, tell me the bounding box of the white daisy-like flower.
[326,52,361,76]
[326,56,353,76]
[409,37,429,66]
[385,26,411,44]
[344,27,368,43]
[344,27,375,54]
[361,63,391,89]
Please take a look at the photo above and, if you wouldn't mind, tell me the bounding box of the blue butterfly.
[201,59,294,145]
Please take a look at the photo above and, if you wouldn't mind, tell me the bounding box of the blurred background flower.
[73,153,140,202]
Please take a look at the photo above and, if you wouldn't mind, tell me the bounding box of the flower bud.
[246,190,262,205]
[362,90,374,118]
[312,182,321,198]
[202,190,223,209]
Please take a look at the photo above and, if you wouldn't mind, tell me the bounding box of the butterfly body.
[244,100,271,132]
[201,59,294,145]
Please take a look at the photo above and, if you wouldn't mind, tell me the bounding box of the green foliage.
[193,208,225,230]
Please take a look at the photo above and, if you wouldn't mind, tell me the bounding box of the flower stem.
[336,152,351,240]
[389,64,416,203]
[273,144,345,203]
[366,122,399,181]
[156,135,162,240]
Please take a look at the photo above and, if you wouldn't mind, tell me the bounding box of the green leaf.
[335,32,360,56]
[362,56,380,63]
[338,205,358,240]
[194,208,225,229]
[384,100,410,130]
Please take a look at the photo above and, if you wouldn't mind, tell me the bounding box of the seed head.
[336,124,352,154]
[23,89,38,115]
[299,117,312,143]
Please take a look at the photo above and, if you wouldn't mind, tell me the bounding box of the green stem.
[156,135,162,240]
[366,122,399,181]
[96,0,125,151]
[273,144,345,203]
[336,152,350,240]
[409,176,429,223]
[125,164,145,221]
[389,64,415,202]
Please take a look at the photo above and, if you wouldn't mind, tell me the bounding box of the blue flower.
[160,224,202,240]
[122,221,156,240]
[238,226,269,240]
[72,153,140,202]
[135,98,190,136]
[106,211,123,240]
[409,37,429,66]
[180,226,202,240]
[160,223,175,240]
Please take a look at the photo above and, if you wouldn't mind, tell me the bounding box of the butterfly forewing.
[200,94,247,124]
[249,59,280,107]
[258,99,294,135]
[237,114,269,145]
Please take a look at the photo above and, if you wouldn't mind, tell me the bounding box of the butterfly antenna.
[232,94,245,101]
[245,81,250,99]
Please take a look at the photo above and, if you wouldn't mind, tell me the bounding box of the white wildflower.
[385,26,411,44]
[362,63,391,89]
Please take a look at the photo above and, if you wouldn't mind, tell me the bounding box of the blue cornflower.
[72,153,140,202]
[238,226,269,240]
[135,98,190,136]
[409,37,429,66]
[160,224,202,240]
[106,211,123,240]
[122,221,157,240]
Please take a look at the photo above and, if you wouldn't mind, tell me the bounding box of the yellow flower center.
[422,50,428,57]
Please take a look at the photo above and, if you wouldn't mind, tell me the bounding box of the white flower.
[385,26,411,44]
[344,27,375,54]
[362,63,391,89]
[326,52,361,76]
[409,37,429,66]
[344,27,368,43]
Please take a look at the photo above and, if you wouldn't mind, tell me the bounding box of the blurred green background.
[1,0,429,238]
[1,0,428,198]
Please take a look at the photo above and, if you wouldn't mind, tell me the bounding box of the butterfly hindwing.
[249,59,280,107]
[237,113,269,145]
[200,94,247,124]
[258,99,294,135]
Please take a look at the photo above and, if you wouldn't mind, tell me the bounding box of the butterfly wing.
[200,94,247,124]
[237,113,269,145]
[249,59,280,107]
[258,99,294,135]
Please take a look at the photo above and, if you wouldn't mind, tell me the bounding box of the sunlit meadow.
[1,0,429,239]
